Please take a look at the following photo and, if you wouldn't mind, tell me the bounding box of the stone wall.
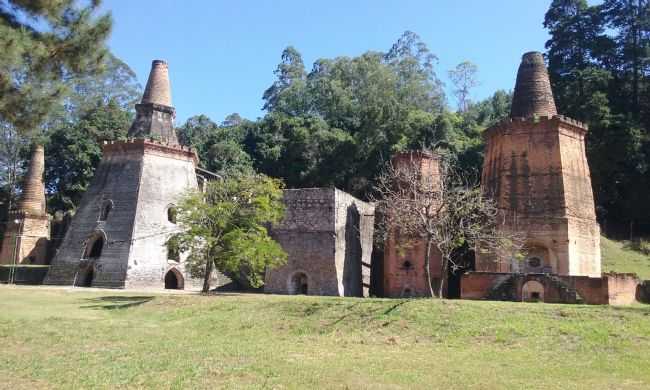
[264,188,374,297]
[461,271,640,305]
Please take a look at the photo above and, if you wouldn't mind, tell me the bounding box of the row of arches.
[75,229,184,290]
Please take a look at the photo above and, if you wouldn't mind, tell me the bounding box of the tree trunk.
[202,251,214,294]
[438,255,449,299]
[424,237,435,298]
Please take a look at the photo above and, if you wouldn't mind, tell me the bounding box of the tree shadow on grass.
[80,296,155,310]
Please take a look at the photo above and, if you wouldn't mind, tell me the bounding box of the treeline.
[545,0,650,236]
[1,0,649,240]
[177,33,509,198]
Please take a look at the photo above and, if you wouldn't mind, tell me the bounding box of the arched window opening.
[289,272,308,295]
[167,206,178,224]
[402,260,413,270]
[164,269,184,290]
[99,200,113,221]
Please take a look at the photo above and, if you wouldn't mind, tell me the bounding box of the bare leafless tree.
[372,152,524,298]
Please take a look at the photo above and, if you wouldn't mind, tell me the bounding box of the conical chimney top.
[510,52,557,118]
[141,60,172,106]
[16,144,46,216]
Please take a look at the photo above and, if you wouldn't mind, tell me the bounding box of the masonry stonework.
[45,60,210,290]
[477,52,601,278]
[382,151,445,298]
[264,188,375,297]
[0,145,50,265]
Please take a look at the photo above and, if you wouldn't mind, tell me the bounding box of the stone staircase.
[546,274,584,304]
[486,274,517,301]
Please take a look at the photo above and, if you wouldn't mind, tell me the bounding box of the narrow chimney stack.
[17,144,46,216]
[510,52,557,119]
[141,60,172,107]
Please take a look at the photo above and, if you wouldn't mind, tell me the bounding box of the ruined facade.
[476,52,601,277]
[264,188,375,297]
[382,151,445,298]
[45,60,207,290]
[0,145,49,265]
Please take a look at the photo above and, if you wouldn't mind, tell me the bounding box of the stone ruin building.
[461,52,639,305]
[44,60,217,290]
[0,145,49,266]
[0,54,645,304]
[382,151,445,298]
[264,188,375,297]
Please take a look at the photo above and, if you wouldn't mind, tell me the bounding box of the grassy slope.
[601,236,650,280]
[0,287,649,389]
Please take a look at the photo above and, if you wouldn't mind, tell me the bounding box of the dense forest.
[1,0,649,239]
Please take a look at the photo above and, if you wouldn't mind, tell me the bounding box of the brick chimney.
[141,60,172,107]
[510,52,557,119]
[17,144,46,216]
[128,60,178,144]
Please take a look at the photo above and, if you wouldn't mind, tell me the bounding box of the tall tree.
[448,61,479,112]
[0,0,112,132]
[173,174,287,293]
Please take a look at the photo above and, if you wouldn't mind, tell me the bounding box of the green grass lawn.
[602,236,650,280]
[1,286,649,389]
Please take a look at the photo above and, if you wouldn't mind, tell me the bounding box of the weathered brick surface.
[382,151,444,298]
[264,188,374,297]
[461,272,639,305]
[510,52,557,118]
[0,145,49,265]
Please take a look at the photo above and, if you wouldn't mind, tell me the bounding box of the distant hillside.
[602,236,650,280]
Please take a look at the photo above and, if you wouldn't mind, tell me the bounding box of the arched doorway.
[289,272,308,295]
[164,269,184,290]
[522,280,545,302]
[77,232,105,287]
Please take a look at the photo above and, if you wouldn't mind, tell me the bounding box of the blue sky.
[102,0,555,123]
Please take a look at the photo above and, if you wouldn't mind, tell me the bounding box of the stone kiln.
[461,51,639,304]
[476,51,601,277]
[0,145,49,265]
[45,60,206,290]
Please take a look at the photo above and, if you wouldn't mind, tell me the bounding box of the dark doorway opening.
[164,269,183,289]
[290,272,308,295]
[87,236,104,259]
[446,243,475,299]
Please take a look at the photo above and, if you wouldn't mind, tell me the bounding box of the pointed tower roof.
[128,59,178,143]
[510,52,557,119]
[16,144,46,216]
[141,60,172,107]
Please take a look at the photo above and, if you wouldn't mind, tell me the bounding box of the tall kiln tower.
[477,52,601,277]
[45,60,202,289]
